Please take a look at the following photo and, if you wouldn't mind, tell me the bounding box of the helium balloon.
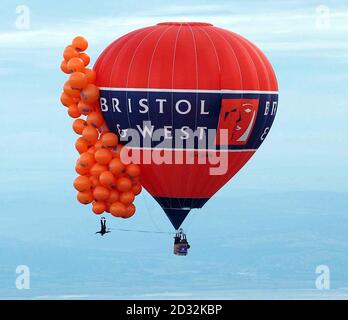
[82,126,99,144]
[109,158,125,175]
[110,202,126,217]
[80,84,99,103]
[93,186,110,202]
[94,140,103,149]
[90,175,101,188]
[72,119,87,135]
[132,183,142,195]
[63,46,79,60]
[69,72,88,90]
[77,101,94,115]
[63,81,80,98]
[87,146,96,154]
[90,163,108,178]
[108,190,120,203]
[120,191,135,205]
[73,176,92,192]
[60,92,75,107]
[126,164,140,178]
[75,164,89,175]
[101,132,118,148]
[86,111,104,128]
[94,22,279,229]
[99,171,116,189]
[72,36,88,52]
[68,104,81,118]
[75,137,90,154]
[123,204,136,218]
[116,177,132,192]
[67,57,85,73]
[79,53,90,66]
[92,201,106,215]
[60,60,70,74]
[94,148,113,165]
[78,152,95,169]
[77,191,94,204]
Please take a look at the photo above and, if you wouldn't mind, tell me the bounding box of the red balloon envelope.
[94,22,279,229]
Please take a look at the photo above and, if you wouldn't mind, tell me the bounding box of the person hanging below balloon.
[95,217,110,236]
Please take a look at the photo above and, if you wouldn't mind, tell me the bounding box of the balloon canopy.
[94,22,279,229]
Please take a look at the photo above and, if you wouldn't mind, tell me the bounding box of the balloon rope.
[141,191,162,232]
[109,227,175,235]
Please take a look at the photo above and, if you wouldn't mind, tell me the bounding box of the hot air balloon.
[93,22,279,232]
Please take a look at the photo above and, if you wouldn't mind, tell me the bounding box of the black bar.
[0,300,347,318]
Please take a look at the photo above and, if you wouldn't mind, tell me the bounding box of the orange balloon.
[80,84,99,104]
[90,176,100,188]
[132,183,142,195]
[126,164,140,177]
[60,92,75,107]
[79,53,90,66]
[99,171,116,189]
[90,163,108,178]
[110,202,126,217]
[69,72,88,90]
[72,36,88,51]
[63,45,79,60]
[67,57,85,73]
[93,186,110,202]
[108,190,120,203]
[86,112,104,128]
[73,175,92,192]
[77,101,94,115]
[72,119,87,135]
[77,191,94,204]
[94,140,103,149]
[78,152,95,169]
[68,104,81,118]
[82,126,99,144]
[109,158,125,176]
[123,204,136,218]
[63,81,80,98]
[95,148,113,165]
[120,191,135,205]
[60,60,70,74]
[75,137,90,154]
[84,68,96,83]
[75,164,89,175]
[87,146,96,154]
[116,177,132,192]
[92,201,106,215]
[101,132,118,148]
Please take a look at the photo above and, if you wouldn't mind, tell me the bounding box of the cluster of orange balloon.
[60,36,141,219]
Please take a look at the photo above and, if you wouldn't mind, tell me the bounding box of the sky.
[0,0,348,299]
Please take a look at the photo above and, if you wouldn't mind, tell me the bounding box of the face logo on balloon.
[216,98,259,146]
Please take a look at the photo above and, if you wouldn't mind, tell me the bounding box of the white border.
[99,87,279,95]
